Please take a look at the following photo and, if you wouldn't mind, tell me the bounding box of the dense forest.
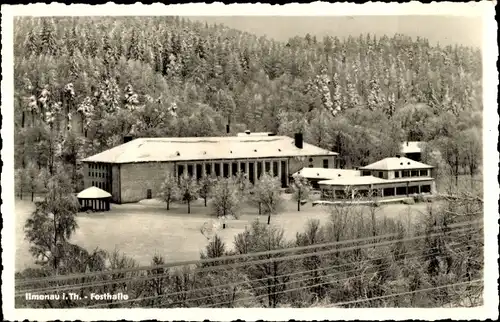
[14,16,482,194]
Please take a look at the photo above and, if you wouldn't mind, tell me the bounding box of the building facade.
[82,134,337,203]
[318,156,436,199]
[401,141,424,162]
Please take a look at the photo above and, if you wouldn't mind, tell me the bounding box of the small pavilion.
[77,186,112,212]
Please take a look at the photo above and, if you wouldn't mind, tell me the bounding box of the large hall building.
[81,133,338,203]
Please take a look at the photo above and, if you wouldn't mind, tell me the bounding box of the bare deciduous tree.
[178,174,199,214]
[160,172,179,210]
[211,177,241,220]
[252,173,283,225]
[291,174,312,211]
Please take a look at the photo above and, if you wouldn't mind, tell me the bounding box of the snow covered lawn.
[15,195,431,271]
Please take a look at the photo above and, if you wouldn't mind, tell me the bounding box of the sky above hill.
[189,16,483,49]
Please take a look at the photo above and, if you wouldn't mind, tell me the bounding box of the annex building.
[81,133,338,203]
[314,156,436,199]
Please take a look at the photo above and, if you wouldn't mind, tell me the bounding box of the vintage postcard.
[1,2,498,321]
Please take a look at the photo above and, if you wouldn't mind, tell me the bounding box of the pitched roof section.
[401,141,424,154]
[82,136,337,164]
[360,156,433,171]
[293,168,360,180]
[77,186,112,199]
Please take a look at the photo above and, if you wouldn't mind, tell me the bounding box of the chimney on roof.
[226,124,230,134]
[294,133,303,149]
[123,136,133,144]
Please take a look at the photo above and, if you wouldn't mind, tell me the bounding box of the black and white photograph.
[1,2,498,321]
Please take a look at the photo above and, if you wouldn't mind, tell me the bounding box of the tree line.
[14,16,482,195]
[161,171,310,227]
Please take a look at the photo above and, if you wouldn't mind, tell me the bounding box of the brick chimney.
[294,133,303,149]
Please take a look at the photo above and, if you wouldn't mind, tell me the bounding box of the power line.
[87,243,481,309]
[15,231,400,286]
[203,276,483,308]
[17,246,426,295]
[91,265,398,308]
[199,245,483,308]
[17,244,483,309]
[83,247,459,308]
[329,279,484,307]
[17,231,481,296]
[16,222,481,288]
[173,266,400,308]
[13,220,481,286]
[16,219,482,286]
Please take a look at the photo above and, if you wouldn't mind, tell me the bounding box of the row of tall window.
[395,169,429,178]
[323,184,432,199]
[92,181,110,192]
[88,163,111,178]
[177,160,288,186]
[362,169,430,178]
[382,185,432,196]
[89,171,110,178]
[308,159,329,168]
[89,163,109,170]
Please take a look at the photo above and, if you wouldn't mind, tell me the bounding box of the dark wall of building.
[405,152,422,162]
[84,162,112,193]
[288,155,336,175]
[111,165,121,203]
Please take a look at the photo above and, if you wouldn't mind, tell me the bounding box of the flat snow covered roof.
[401,141,424,154]
[82,136,337,164]
[293,168,360,180]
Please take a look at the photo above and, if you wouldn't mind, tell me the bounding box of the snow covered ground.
[15,195,431,271]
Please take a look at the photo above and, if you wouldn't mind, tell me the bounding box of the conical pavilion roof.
[77,186,112,199]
